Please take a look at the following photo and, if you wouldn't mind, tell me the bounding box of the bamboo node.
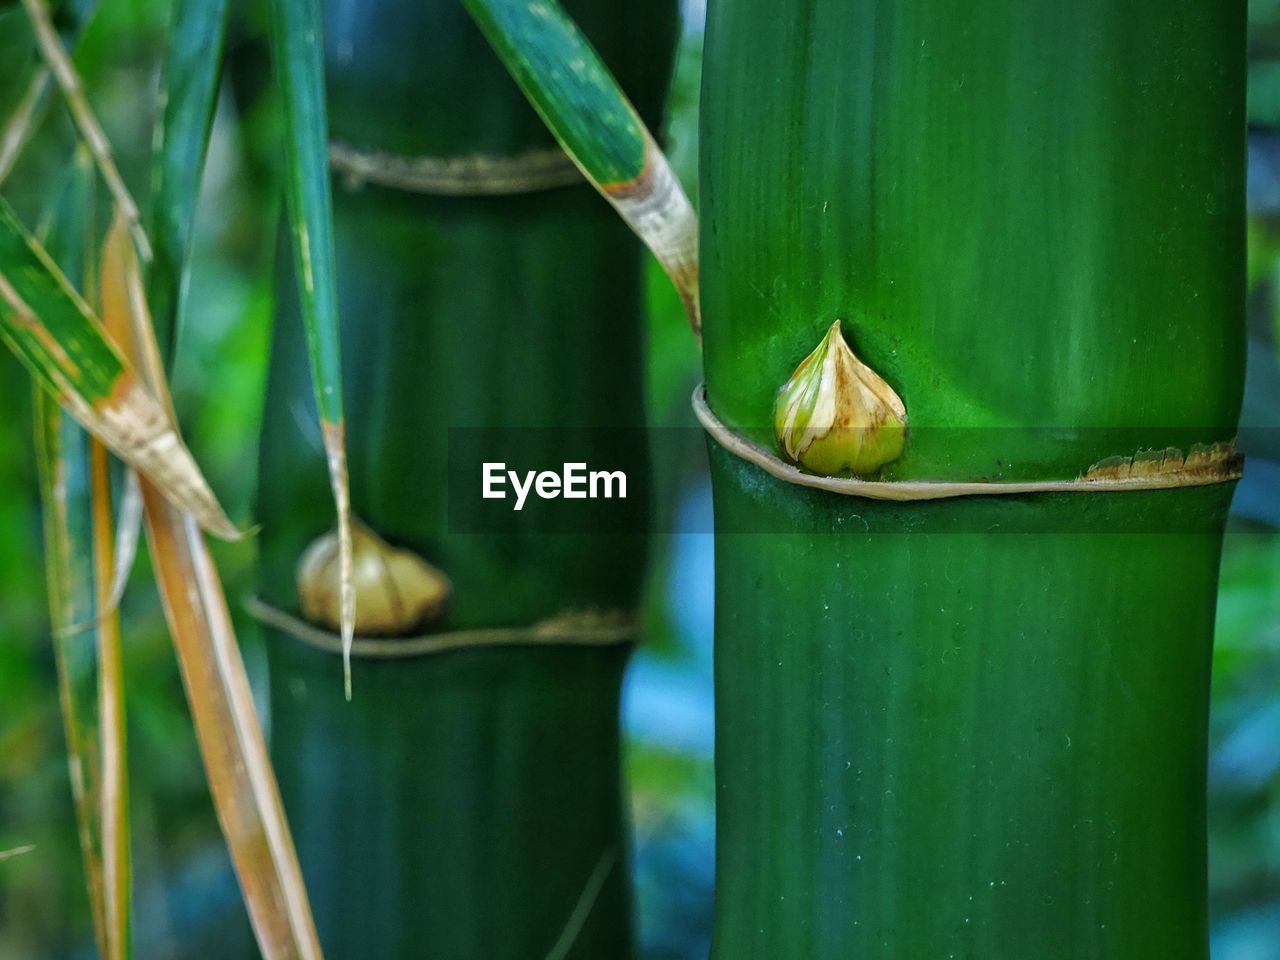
[329,141,582,196]
[694,385,1243,501]
[247,597,637,661]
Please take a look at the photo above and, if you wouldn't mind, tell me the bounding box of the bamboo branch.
[0,67,53,187]
[19,0,152,261]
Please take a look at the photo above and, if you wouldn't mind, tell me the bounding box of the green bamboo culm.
[701,2,1245,958]
[255,1,678,957]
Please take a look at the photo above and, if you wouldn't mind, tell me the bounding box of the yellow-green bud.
[773,319,907,476]
[297,520,450,635]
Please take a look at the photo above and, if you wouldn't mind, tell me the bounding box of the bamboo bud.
[773,319,907,476]
[297,520,450,636]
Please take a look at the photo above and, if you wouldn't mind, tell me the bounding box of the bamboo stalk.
[699,0,1246,956]
[253,0,679,954]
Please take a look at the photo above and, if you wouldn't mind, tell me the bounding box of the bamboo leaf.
[460,0,700,333]
[150,0,229,355]
[0,197,239,539]
[99,222,324,960]
[268,0,355,695]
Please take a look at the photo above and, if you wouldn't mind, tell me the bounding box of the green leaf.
[150,0,229,358]
[461,0,700,333]
[0,196,238,538]
[268,0,356,693]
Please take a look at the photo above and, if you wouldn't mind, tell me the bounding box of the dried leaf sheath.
[99,222,324,960]
[89,438,130,960]
[141,489,324,960]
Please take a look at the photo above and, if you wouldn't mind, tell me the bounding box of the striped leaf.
[461,0,700,333]
[0,197,239,539]
[268,0,355,694]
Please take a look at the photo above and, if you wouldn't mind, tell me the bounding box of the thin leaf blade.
[34,388,110,959]
[268,0,355,693]
[461,0,700,333]
[32,147,129,960]
[150,0,230,356]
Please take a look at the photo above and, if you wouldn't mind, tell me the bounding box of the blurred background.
[2,0,1280,956]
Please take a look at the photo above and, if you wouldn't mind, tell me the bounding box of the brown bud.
[297,520,450,636]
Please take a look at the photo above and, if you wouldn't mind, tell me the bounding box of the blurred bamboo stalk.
[253,0,679,955]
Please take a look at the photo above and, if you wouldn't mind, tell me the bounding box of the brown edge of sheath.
[247,596,638,660]
[692,384,1243,502]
